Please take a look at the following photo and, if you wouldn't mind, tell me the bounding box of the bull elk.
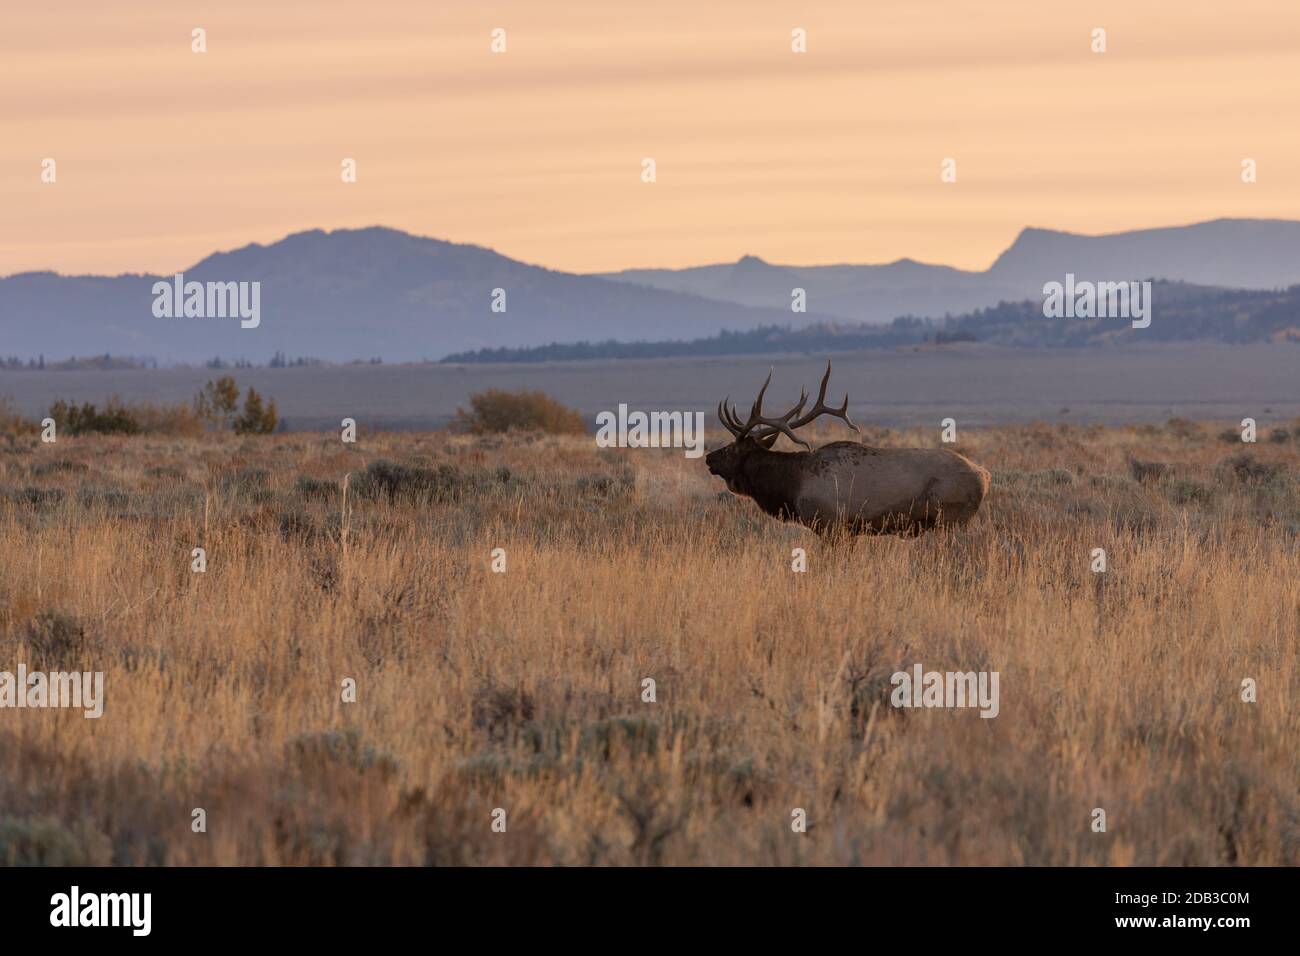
[706,362,989,535]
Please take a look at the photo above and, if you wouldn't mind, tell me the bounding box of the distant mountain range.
[600,254,1022,324]
[601,218,1300,323]
[0,228,824,363]
[3,218,1300,362]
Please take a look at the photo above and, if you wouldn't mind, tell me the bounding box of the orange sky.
[4,0,1300,276]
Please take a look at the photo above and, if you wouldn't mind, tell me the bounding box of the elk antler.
[781,361,860,434]
[719,362,859,449]
[718,369,805,442]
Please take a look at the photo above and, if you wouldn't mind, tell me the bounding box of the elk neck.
[735,446,809,518]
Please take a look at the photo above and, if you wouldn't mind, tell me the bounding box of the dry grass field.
[0,420,1296,865]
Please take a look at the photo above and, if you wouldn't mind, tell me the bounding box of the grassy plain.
[0,420,1296,864]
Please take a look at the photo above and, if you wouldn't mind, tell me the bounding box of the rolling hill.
[0,228,830,363]
[441,280,1300,362]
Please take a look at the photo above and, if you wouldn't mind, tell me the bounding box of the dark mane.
[735,450,807,520]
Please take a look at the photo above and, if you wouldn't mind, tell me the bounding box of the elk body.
[706,363,990,536]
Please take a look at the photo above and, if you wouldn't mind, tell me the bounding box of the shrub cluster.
[47,398,139,435]
[451,389,585,435]
[195,377,277,434]
[44,397,206,437]
[0,397,37,438]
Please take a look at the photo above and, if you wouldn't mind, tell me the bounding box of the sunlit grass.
[0,422,1295,864]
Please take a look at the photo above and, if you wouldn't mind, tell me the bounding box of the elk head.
[706,361,859,493]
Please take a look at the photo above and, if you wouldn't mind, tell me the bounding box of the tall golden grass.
[0,421,1295,865]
